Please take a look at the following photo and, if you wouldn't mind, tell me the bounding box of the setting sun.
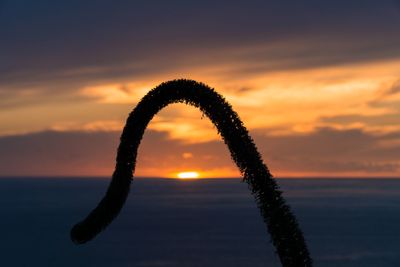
[177,171,200,179]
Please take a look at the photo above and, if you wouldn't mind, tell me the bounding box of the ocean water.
[0,178,399,267]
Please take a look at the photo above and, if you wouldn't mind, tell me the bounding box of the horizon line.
[1,175,400,180]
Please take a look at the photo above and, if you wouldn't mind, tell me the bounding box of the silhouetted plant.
[71,79,312,267]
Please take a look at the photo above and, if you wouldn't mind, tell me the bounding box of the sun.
[177,171,200,179]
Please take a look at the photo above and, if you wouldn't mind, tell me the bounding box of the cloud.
[1,1,400,91]
[2,1,399,139]
[80,82,152,103]
[50,120,124,132]
[320,112,400,133]
[383,80,400,97]
[0,127,399,177]
[0,130,120,176]
[1,2,400,178]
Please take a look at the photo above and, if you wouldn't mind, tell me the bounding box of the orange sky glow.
[2,59,400,178]
[1,2,400,178]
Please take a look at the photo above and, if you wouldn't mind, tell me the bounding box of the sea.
[0,177,399,267]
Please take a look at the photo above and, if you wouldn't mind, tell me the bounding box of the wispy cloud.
[0,127,399,177]
[1,1,400,176]
[383,79,400,97]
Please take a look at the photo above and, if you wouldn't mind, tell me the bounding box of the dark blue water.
[0,178,399,266]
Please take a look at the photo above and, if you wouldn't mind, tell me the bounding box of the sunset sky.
[1,1,400,178]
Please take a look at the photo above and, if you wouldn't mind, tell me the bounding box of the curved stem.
[71,79,312,267]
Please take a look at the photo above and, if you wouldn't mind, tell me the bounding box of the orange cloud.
[80,82,153,104]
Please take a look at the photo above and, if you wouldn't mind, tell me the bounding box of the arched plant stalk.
[71,79,312,267]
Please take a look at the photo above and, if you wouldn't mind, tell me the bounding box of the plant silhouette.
[71,79,312,267]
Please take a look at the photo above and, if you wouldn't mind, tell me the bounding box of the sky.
[1,0,400,178]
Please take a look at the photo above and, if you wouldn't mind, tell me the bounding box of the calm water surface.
[0,178,399,266]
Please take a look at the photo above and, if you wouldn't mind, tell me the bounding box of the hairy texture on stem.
[71,79,312,266]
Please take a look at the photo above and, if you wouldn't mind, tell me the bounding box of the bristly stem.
[71,79,312,267]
